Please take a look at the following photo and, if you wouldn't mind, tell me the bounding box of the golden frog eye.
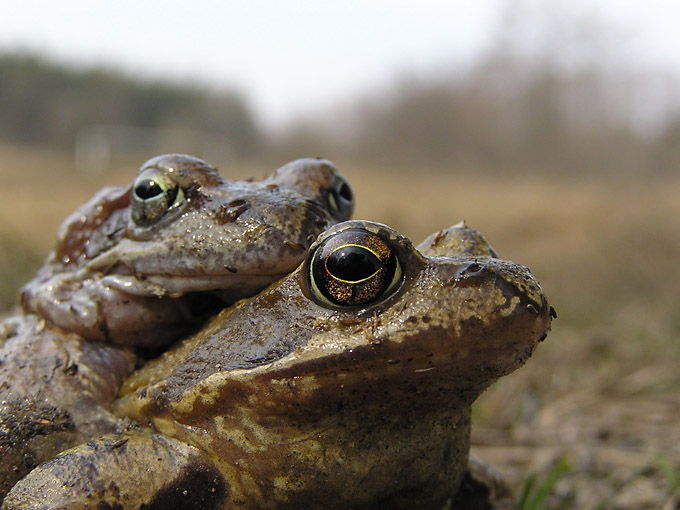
[309,228,403,308]
[131,168,185,226]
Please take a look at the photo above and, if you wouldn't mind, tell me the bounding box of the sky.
[2,1,680,127]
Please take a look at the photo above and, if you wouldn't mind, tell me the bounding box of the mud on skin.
[0,155,354,501]
[3,221,553,509]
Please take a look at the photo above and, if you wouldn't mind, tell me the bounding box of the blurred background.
[1,1,679,508]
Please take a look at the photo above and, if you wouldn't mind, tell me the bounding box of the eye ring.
[131,168,185,226]
[309,228,402,308]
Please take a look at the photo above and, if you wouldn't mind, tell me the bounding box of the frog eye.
[131,168,185,226]
[309,228,402,308]
[327,175,354,219]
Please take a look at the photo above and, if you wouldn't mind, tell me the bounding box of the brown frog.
[3,221,554,509]
[20,154,354,347]
[0,314,137,500]
[0,155,353,499]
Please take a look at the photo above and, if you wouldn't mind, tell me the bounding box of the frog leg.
[0,315,136,498]
[3,431,227,510]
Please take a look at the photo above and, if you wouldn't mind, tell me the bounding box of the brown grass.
[1,144,679,508]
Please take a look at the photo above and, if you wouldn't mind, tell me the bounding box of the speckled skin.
[0,155,353,500]
[3,221,553,510]
[20,154,353,347]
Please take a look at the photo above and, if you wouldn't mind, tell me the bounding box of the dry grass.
[1,143,679,508]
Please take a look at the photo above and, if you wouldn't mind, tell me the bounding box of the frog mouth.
[99,272,288,299]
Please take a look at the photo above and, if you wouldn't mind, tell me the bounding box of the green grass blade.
[517,458,570,510]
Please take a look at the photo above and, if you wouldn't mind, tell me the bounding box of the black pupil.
[135,179,163,200]
[326,246,382,282]
[336,182,352,202]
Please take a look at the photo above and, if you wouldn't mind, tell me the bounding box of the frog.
[3,220,554,509]
[0,314,137,499]
[20,153,354,347]
[0,154,354,499]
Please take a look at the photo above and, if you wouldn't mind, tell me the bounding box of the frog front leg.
[2,431,226,510]
[0,314,136,499]
[21,271,200,347]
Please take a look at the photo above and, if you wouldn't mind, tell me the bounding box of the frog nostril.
[452,261,487,285]
[216,200,250,224]
[461,262,483,276]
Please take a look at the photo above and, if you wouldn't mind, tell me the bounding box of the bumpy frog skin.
[0,315,137,499]
[3,221,554,510]
[20,154,354,347]
[0,155,353,499]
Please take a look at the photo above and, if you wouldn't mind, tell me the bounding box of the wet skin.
[0,155,354,499]
[20,154,354,347]
[3,221,554,509]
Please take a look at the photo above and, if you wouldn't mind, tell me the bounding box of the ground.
[1,144,679,509]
